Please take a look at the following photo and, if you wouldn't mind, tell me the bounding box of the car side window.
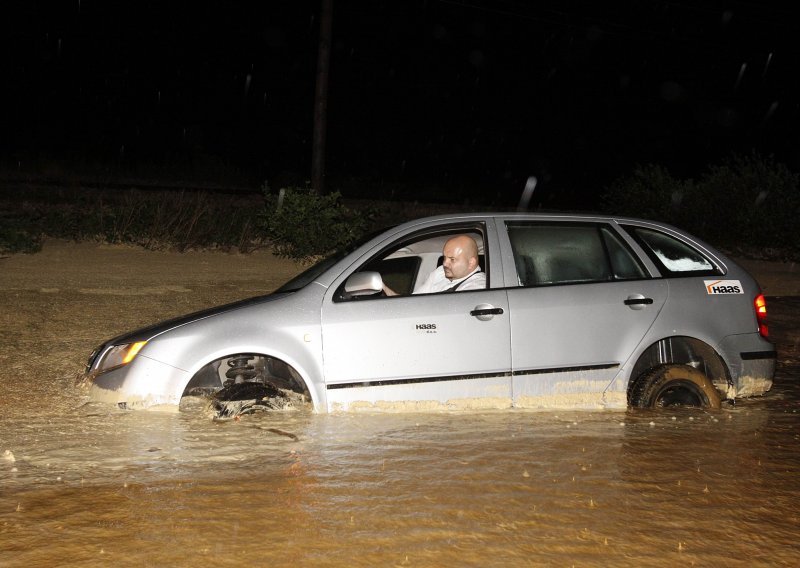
[622,226,722,277]
[506,222,647,286]
[335,227,488,301]
[507,222,614,286]
[361,256,421,296]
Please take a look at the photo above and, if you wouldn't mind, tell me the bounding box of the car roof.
[311,211,719,289]
[394,211,638,223]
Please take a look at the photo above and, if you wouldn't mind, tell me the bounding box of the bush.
[0,215,42,254]
[260,187,373,262]
[601,153,800,258]
[0,186,265,253]
[695,153,800,250]
[601,164,694,225]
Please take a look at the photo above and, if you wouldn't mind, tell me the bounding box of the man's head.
[442,235,480,281]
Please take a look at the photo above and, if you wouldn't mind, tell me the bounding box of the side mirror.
[344,271,384,297]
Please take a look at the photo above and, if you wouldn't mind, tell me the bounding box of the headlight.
[95,341,148,374]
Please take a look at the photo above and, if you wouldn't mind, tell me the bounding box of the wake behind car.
[80,212,776,413]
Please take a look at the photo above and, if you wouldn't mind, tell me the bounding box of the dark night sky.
[4,1,800,208]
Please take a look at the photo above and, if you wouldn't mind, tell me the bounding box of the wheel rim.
[654,380,705,407]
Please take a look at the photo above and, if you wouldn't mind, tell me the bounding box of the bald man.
[384,234,487,295]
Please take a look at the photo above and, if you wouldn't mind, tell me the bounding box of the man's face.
[442,238,474,281]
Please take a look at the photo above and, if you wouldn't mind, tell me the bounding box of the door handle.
[470,304,504,321]
[470,307,504,316]
[624,295,653,310]
[624,297,653,305]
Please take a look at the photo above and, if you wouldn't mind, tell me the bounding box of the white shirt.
[414,266,486,294]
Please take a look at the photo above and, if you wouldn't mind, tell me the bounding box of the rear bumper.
[717,334,777,398]
[731,351,777,397]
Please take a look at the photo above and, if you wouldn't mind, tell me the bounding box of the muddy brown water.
[1,242,799,566]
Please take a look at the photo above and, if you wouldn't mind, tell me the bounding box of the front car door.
[320,219,512,411]
[499,218,668,408]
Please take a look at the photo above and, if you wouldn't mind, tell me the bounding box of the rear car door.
[500,220,668,407]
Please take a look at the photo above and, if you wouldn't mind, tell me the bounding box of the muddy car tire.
[629,364,722,409]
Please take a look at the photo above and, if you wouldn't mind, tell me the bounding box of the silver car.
[82,212,776,413]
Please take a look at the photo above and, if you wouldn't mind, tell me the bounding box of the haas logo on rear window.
[415,323,437,333]
[704,280,743,295]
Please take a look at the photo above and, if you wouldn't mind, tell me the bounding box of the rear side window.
[622,226,722,276]
[506,222,647,286]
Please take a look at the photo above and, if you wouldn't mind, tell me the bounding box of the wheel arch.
[626,335,731,402]
[181,349,324,411]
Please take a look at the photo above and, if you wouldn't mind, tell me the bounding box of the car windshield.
[274,254,344,293]
[274,228,389,293]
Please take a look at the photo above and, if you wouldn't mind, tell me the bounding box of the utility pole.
[311,0,333,195]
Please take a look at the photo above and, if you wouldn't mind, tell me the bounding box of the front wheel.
[628,364,722,409]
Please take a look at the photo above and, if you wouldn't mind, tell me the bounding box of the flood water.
[2,298,799,567]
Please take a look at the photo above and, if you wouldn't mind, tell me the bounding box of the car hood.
[101,292,294,347]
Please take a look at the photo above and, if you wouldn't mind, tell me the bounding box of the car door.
[500,220,668,407]
[320,222,512,411]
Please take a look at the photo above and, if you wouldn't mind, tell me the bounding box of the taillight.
[754,294,768,338]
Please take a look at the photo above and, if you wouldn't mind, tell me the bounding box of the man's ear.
[468,257,478,271]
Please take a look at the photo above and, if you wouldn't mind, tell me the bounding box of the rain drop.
[734,63,747,91]
[763,52,773,79]
[761,101,779,125]
[721,11,733,26]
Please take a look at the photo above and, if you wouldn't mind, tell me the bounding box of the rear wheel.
[628,364,722,409]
